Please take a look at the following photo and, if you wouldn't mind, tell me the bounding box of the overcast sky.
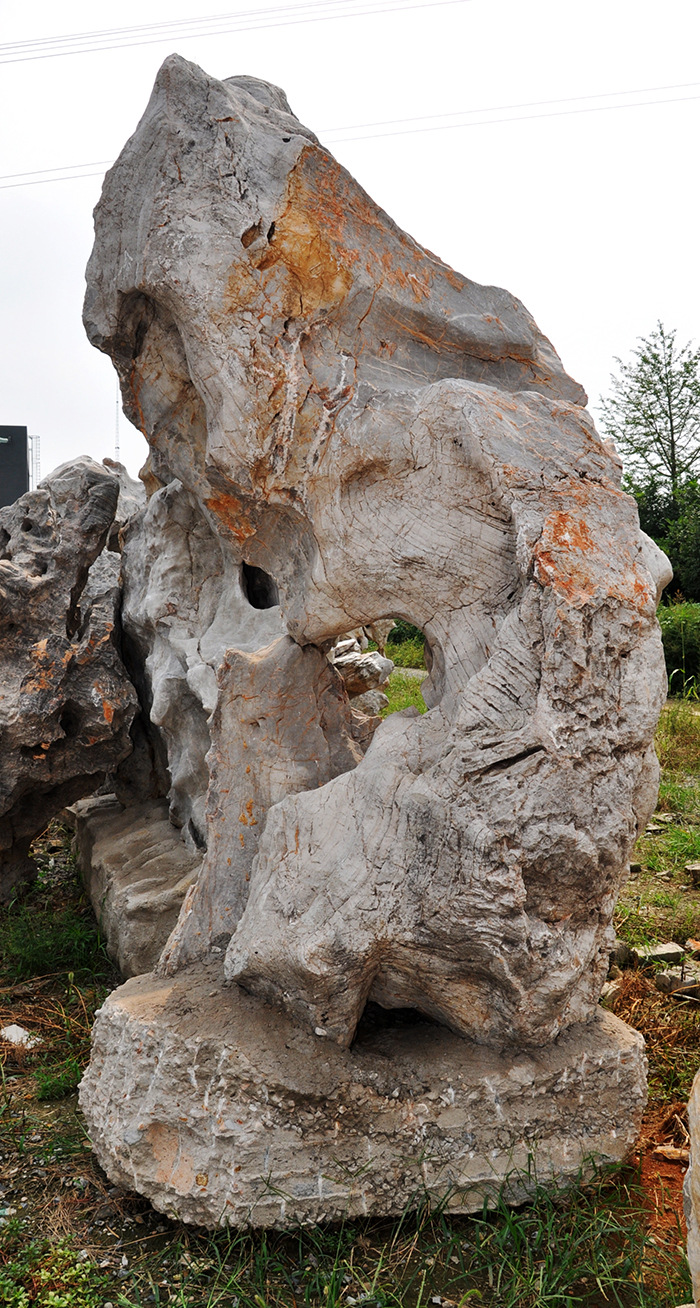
[1,0,698,481]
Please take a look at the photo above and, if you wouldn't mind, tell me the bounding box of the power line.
[328,88,700,144]
[0,171,107,191]
[321,79,700,139]
[0,160,112,182]
[2,78,698,192]
[0,0,470,64]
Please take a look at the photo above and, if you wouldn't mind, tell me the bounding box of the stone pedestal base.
[79,962,647,1229]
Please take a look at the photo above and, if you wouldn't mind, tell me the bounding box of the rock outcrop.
[78,56,669,1225]
[0,458,138,900]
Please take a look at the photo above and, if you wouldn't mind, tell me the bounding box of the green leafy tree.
[600,322,700,496]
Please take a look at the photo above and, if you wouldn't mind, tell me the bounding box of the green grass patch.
[34,1056,83,1102]
[380,671,428,718]
[0,904,108,982]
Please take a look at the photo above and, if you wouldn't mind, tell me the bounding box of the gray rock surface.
[0,458,138,900]
[637,942,686,968]
[83,55,671,1051]
[685,1068,700,1304]
[79,961,648,1229]
[119,478,284,853]
[72,794,201,977]
[351,688,389,715]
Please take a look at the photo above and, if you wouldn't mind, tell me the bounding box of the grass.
[610,970,700,1103]
[380,670,428,718]
[0,905,107,982]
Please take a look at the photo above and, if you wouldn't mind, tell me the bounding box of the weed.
[658,600,700,691]
[34,1057,83,1102]
[611,970,700,1102]
[0,1223,109,1307]
[655,698,700,774]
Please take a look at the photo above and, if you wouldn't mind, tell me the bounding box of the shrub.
[657,600,700,691]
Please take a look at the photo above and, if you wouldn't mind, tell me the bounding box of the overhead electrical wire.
[2,78,698,192]
[0,0,470,64]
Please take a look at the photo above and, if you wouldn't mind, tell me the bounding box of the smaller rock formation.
[0,458,138,901]
[329,636,393,698]
[71,794,201,977]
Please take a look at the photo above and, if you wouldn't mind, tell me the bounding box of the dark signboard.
[0,426,29,508]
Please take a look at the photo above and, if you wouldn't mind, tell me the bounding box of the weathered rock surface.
[685,1068,700,1304]
[0,458,138,900]
[71,794,201,977]
[79,962,647,1229]
[83,55,671,1049]
[158,632,374,972]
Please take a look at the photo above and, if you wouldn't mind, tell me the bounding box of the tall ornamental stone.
[79,56,669,1226]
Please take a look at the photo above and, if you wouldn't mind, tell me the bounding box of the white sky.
[1,0,699,480]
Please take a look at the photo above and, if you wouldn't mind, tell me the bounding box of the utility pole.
[28,433,40,489]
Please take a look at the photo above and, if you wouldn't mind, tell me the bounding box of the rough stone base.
[79,962,647,1229]
[70,796,201,977]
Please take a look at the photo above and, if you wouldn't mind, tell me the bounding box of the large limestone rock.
[0,458,138,900]
[79,56,669,1224]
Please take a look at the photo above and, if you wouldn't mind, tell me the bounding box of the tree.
[600,322,700,496]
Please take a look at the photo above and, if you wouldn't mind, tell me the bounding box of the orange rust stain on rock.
[205,492,256,543]
[252,157,354,318]
[145,1122,196,1192]
[546,511,595,554]
[534,508,654,610]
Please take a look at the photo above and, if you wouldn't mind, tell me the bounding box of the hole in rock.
[267,221,276,240]
[241,561,279,610]
[59,703,82,740]
[353,1001,440,1048]
[21,518,34,533]
[187,817,207,852]
[352,616,441,715]
[0,527,11,557]
[241,220,263,248]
